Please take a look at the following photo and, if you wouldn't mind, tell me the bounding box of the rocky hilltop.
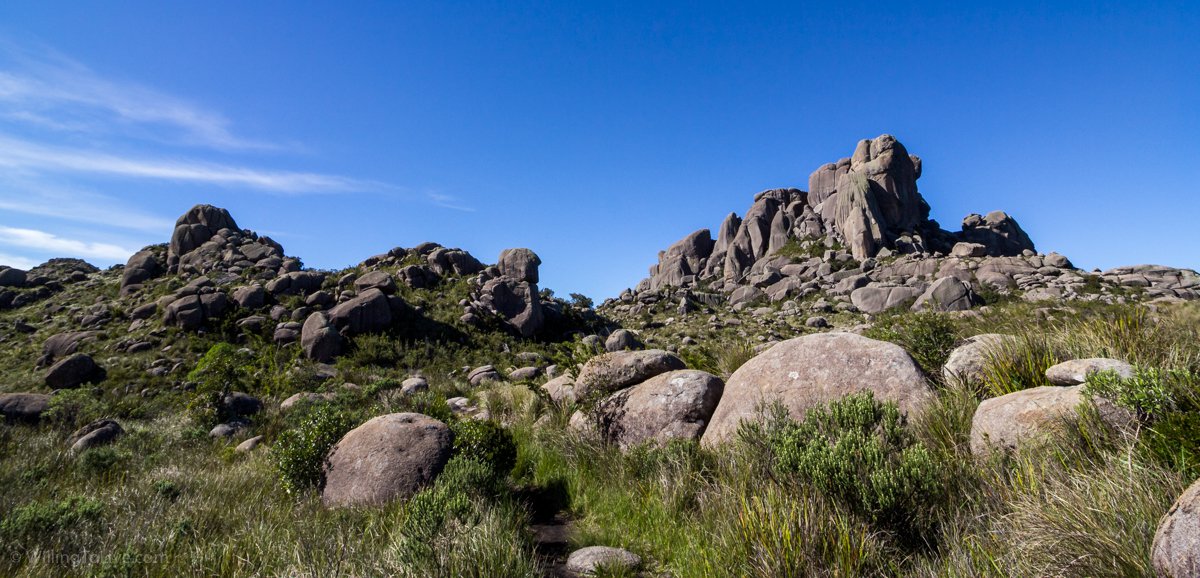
[618,134,1197,317]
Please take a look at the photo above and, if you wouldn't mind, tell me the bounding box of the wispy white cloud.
[0,225,134,261]
[0,251,38,270]
[0,41,276,151]
[426,192,476,212]
[0,135,384,194]
[0,174,174,233]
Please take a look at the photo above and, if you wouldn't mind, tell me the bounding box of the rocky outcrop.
[120,249,164,294]
[961,211,1035,257]
[328,288,393,335]
[467,249,544,337]
[321,413,453,508]
[168,204,239,270]
[594,370,724,448]
[701,333,932,446]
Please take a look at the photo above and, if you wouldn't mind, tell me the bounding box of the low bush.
[272,403,362,494]
[865,311,960,378]
[770,391,946,540]
[0,496,103,540]
[450,419,517,480]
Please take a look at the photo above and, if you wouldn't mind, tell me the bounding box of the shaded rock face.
[969,385,1134,455]
[594,370,725,449]
[301,312,343,363]
[913,277,976,312]
[120,249,164,293]
[0,393,52,423]
[961,211,1035,257]
[1153,478,1200,578]
[329,288,393,335]
[0,267,27,287]
[427,247,485,277]
[648,229,715,291]
[168,204,239,269]
[69,419,124,453]
[573,349,687,402]
[45,353,104,389]
[701,333,931,446]
[42,331,100,363]
[321,413,453,508]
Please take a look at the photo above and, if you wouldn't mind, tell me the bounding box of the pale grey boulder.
[301,312,343,363]
[969,385,1134,455]
[850,285,923,314]
[943,334,1013,386]
[701,333,931,446]
[565,546,642,576]
[1044,358,1134,386]
[69,419,124,453]
[594,370,724,449]
[497,248,542,284]
[912,277,976,312]
[604,329,641,352]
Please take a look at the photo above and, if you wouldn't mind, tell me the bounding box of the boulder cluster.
[622,135,1198,318]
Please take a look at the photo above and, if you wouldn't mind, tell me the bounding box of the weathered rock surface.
[594,370,724,448]
[329,288,393,335]
[573,350,687,401]
[321,413,453,508]
[1044,358,1134,386]
[1153,478,1200,578]
[969,385,1134,455]
[943,334,1013,386]
[565,546,642,576]
[604,329,641,352]
[301,312,343,362]
[701,333,931,446]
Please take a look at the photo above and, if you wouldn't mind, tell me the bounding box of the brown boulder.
[594,370,724,449]
[1153,478,1200,578]
[969,385,1134,455]
[573,350,686,402]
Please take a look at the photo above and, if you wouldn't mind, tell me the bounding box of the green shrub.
[187,343,251,426]
[0,496,103,539]
[272,403,361,494]
[865,311,959,377]
[1085,368,1177,420]
[77,446,127,476]
[680,340,757,379]
[770,392,946,539]
[44,388,108,429]
[451,419,517,479]
[1086,368,1200,478]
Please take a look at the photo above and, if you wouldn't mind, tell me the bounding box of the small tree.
[187,343,249,425]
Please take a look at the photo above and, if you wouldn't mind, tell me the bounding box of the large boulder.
[68,419,124,453]
[42,331,100,362]
[648,229,714,290]
[943,334,1014,386]
[1044,358,1134,386]
[120,249,163,291]
[163,293,229,330]
[329,288,393,335]
[353,271,397,295]
[477,277,543,337]
[168,204,238,267]
[0,393,52,423]
[497,248,541,284]
[232,285,266,309]
[45,353,104,389]
[1153,478,1200,578]
[969,385,1134,455]
[701,333,932,446]
[912,277,976,312]
[301,312,343,362]
[850,286,923,314]
[594,370,724,449]
[321,413,453,508]
[0,267,27,287]
[604,329,641,352]
[573,350,687,402]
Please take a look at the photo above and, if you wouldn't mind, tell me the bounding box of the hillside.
[1,135,1199,577]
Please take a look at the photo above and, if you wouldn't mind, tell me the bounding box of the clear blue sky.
[0,1,1195,299]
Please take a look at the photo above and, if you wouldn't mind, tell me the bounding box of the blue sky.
[0,1,1195,299]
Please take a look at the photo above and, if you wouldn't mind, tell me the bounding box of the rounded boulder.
[700,333,931,446]
[321,413,452,508]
